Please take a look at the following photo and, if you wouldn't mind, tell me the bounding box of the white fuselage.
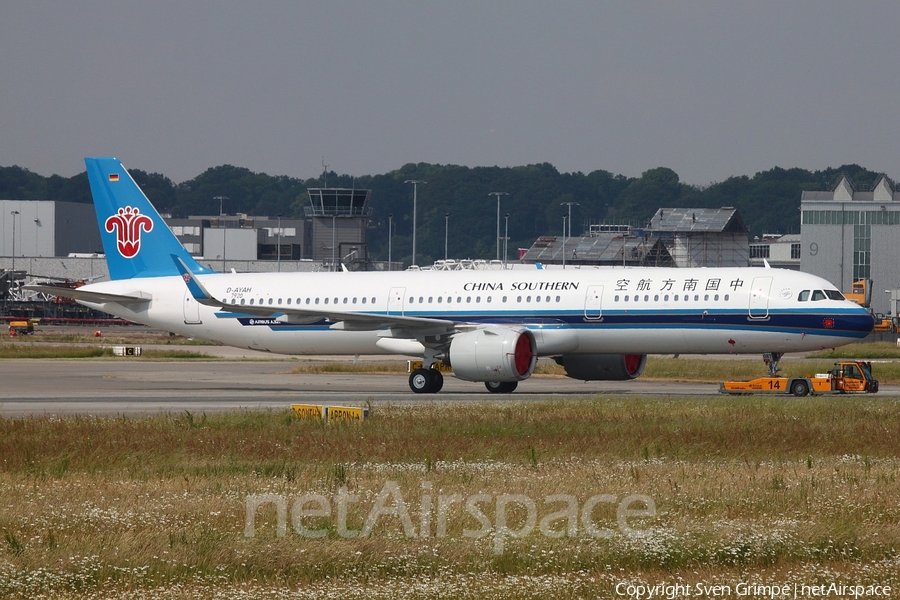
[78,266,874,357]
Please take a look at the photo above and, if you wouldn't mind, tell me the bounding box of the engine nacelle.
[554,354,646,381]
[448,327,537,382]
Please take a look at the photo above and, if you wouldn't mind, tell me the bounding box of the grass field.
[2,398,899,599]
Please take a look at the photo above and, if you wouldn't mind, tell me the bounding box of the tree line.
[0,162,891,266]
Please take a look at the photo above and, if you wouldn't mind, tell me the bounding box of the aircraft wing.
[173,256,456,333]
[23,284,152,305]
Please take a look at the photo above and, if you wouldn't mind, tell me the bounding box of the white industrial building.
[801,175,900,315]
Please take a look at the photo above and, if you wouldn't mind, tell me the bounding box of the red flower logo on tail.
[105,206,154,258]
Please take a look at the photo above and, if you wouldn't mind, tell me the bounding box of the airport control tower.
[305,188,372,270]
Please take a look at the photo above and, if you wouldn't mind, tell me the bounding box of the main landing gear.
[409,368,444,394]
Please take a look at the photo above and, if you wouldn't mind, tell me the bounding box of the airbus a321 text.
[28,158,875,394]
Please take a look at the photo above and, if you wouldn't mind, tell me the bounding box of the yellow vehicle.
[8,320,36,336]
[720,361,878,397]
[845,280,897,332]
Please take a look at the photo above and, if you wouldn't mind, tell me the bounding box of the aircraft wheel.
[430,369,444,393]
[485,381,518,394]
[409,369,443,393]
[791,380,810,397]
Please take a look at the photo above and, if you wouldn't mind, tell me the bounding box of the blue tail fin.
[86,157,214,280]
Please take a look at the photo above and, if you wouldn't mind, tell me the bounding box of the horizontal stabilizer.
[24,284,151,305]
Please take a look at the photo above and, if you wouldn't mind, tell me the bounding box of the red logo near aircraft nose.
[823,318,835,329]
[105,206,153,259]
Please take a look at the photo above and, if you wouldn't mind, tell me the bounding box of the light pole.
[388,213,393,271]
[562,215,567,269]
[388,213,394,271]
[214,196,228,271]
[10,210,19,271]
[503,212,510,267]
[560,201,579,238]
[444,212,450,260]
[405,180,425,266]
[215,195,228,217]
[489,192,508,260]
[276,213,282,272]
[331,214,337,271]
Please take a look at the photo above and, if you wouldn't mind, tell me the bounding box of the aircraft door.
[584,285,603,320]
[183,289,202,324]
[749,277,772,319]
[388,287,405,316]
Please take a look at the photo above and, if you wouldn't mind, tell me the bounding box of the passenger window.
[535,296,541,303]
[664,294,669,301]
[555,296,560,302]
[362,297,367,304]
[704,294,709,301]
[240,298,245,305]
[615,295,620,302]
[798,290,810,301]
[724,294,729,301]
[419,297,424,303]
[324,298,329,304]
[644,295,649,302]
[249,299,254,305]
[438,297,443,303]
[315,298,320,304]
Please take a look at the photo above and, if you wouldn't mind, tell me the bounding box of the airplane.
[27,157,875,394]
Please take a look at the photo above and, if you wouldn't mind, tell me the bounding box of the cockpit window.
[798,290,810,301]
[811,290,826,301]
[824,290,844,301]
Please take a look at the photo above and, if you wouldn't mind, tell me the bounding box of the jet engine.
[554,353,646,381]
[448,327,537,382]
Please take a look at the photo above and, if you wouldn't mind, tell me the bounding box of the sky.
[2,1,899,186]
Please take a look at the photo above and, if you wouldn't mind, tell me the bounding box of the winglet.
[172,255,221,307]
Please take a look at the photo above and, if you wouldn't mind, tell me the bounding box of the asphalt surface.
[0,357,729,417]
[2,327,897,416]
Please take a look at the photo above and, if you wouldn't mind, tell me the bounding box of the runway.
[0,358,722,417]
